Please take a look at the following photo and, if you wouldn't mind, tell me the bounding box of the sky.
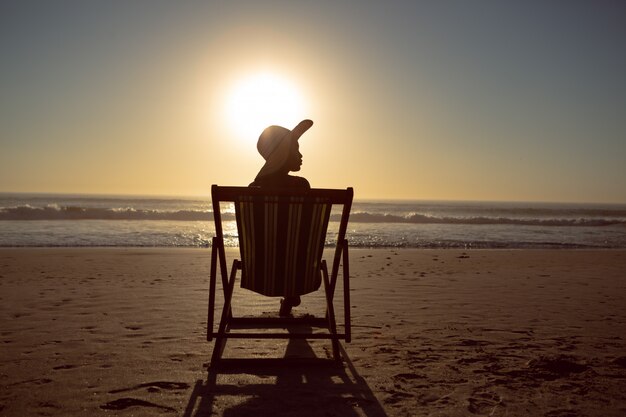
[1,1,625,203]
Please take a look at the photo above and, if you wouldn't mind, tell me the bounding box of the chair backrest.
[212,186,353,297]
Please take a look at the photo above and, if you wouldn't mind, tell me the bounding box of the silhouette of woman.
[250,119,314,315]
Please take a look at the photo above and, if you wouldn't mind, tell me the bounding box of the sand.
[1,248,625,416]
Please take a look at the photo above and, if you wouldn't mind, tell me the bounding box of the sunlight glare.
[224,72,307,142]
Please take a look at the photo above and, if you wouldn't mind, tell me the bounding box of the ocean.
[1,193,625,249]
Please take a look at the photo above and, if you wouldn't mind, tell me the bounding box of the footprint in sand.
[459,339,489,347]
[109,381,190,394]
[100,398,176,412]
[467,391,503,414]
[383,390,413,405]
[394,372,426,380]
[526,355,588,380]
[612,356,626,368]
[52,364,77,370]
[37,401,60,409]
[8,378,53,387]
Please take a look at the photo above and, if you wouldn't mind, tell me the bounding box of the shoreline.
[2,245,626,250]
[1,248,625,416]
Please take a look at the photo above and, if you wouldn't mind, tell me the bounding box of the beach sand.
[1,248,625,416]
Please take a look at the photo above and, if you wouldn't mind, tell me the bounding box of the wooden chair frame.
[207,185,353,364]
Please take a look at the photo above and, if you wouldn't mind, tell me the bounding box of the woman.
[250,119,314,316]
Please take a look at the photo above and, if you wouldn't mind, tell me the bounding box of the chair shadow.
[183,327,388,417]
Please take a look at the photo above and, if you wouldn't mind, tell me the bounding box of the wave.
[1,205,625,227]
[0,205,222,221]
[341,212,626,227]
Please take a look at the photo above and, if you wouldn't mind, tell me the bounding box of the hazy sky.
[1,1,625,202]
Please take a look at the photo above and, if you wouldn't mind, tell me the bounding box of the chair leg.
[211,335,226,365]
[211,260,239,364]
[342,241,351,343]
[207,238,219,341]
[322,263,341,362]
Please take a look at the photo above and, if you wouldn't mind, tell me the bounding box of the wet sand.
[1,248,625,416]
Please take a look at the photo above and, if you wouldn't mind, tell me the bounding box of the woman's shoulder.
[287,175,311,189]
[250,174,310,189]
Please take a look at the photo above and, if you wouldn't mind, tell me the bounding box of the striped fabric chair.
[208,185,353,364]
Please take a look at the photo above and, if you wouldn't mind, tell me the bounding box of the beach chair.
[207,185,353,364]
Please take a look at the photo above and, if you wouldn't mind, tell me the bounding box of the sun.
[224,72,307,142]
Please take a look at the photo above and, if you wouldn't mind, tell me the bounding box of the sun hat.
[255,119,313,179]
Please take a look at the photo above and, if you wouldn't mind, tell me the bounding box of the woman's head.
[255,119,312,178]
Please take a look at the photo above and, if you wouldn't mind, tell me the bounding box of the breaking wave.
[0,205,220,221]
[1,205,625,227]
[342,212,626,227]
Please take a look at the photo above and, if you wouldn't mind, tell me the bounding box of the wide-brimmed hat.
[255,119,313,179]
